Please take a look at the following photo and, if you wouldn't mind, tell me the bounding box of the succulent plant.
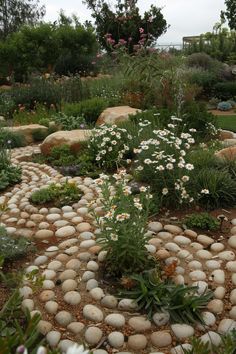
[217,101,233,111]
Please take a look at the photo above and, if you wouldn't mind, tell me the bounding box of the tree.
[83,0,168,52]
[0,16,98,80]
[221,0,236,30]
[0,0,45,39]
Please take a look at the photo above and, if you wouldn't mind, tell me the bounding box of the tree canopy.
[83,0,168,52]
[0,0,45,39]
[221,0,236,30]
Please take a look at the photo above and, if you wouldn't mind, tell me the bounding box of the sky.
[43,0,226,45]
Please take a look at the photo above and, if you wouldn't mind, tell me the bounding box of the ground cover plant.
[30,180,82,207]
[184,212,220,231]
[0,226,33,261]
[53,112,87,130]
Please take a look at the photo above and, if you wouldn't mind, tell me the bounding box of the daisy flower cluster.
[93,169,153,275]
[134,117,196,206]
[88,124,132,169]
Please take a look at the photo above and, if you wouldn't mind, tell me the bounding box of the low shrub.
[0,129,25,148]
[30,180,82,207]
[32,129,49,142]
[93,171,155,277]
[186,53,221,71]
[188,69,218,97]
[84,73,123,103]
[217,101,232,111]
[13,103,56,126]
[120,269,212,321]
[10,78,61,112]
[47,144,79,166]
[0,226,32,261]
[213,81,236,100]
[53,112,87,130]
[63,97,110,125]
[60,75,90,103]
[184,212,220,231]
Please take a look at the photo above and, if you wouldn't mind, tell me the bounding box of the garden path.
[1,146,236,354]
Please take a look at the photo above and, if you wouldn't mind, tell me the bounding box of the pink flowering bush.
[84,0,167,53]
[93,170,154,276]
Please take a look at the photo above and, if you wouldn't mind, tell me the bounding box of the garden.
[1,0,236,353]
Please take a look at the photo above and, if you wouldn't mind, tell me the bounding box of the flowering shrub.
[93,170,154,276]
[134,117,196,207]
[88,124,132,170]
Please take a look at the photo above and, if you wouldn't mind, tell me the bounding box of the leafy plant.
[93,170,155,277]
[184,212,220,231]
[0,291,42,354]
[30,180,82,207]
[0,226,33,261]
[53,112,87,130]
[120,269,213,321]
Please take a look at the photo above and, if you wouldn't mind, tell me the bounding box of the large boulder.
[10,124,48,144]
[40,129,92,156]
[222,139,236,147]
[215,146,236,161]
[96,106,141,126]
[219,129,236,141]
